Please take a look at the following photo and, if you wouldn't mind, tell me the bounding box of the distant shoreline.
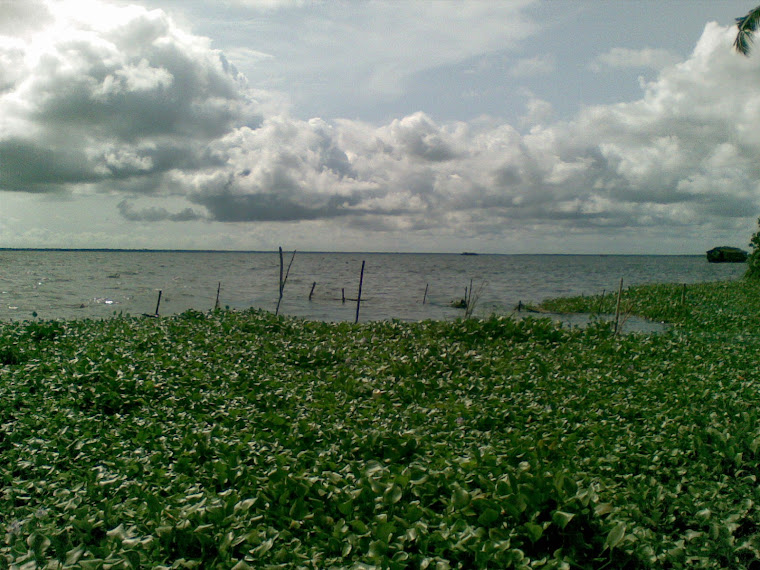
[0,248,706,257]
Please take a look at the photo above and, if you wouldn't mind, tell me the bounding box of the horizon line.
[0,247,711,256]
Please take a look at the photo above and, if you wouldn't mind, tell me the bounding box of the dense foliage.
[4,279,760,568]
[746,219,760,280]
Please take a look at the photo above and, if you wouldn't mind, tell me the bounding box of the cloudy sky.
[1,0,759,253]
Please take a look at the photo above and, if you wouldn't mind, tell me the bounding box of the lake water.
[0,250,746,323]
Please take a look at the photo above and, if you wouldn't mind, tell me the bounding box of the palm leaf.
[735,6,760,55]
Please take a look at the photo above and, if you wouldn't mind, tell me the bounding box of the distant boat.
[460,252,478,256]
[706,246,748,263]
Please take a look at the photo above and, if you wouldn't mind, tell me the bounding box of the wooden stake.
[276,247,284,315]
[214,282,221,310]
[422,283,429,304]
[154,289,162,316]
[614,277,623,334]
[355,260,365,324]
[342,288,345,303]
[681,283,687,305]
[275,247,296,316]
[309,281,316,301]
[279,247,284,290]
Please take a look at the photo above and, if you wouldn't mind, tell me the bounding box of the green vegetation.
[735,5,760,56]
[746,219,760,280]
[4,279,760,568]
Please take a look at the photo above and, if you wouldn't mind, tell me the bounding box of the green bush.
[746,217,760,279]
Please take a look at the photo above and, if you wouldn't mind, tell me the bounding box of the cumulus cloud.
[590,47,682,72]
[520,97,555,127]
[0,0,260,193]
[1,5,760,245]
[509,54,556,77]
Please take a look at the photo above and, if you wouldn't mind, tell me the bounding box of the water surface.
[0,251,745,322]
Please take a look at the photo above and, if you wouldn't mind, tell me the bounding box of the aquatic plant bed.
[4,279,760,568]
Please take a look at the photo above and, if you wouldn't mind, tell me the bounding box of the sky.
[1,0,760,254]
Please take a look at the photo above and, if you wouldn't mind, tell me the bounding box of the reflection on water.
[0,250,746,323]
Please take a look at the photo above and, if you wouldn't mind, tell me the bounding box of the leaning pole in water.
[355,260,365,324]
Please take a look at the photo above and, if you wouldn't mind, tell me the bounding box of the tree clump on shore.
[746,218,760,279]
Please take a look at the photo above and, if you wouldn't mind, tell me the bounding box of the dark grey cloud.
[0,138,99,191]
[191,192,363,222]
[118,200,204,222]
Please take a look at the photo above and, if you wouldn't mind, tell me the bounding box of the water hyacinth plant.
[2,279,760,567]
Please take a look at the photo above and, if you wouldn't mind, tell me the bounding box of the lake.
[0,250,746,322]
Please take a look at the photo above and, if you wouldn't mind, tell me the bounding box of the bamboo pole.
[355,260,365,324]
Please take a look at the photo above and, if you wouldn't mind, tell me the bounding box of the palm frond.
[735,6,760,55]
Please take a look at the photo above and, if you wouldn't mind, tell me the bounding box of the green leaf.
[552,511,575,529]
[65,546,85,565]
[594,503,613,517]
[452,487,470,510]
[368,539,386,558]
[477,508,500,526]
[604,522,626,550]
[523,522,543,543]
[384,484,403,505]
[26,532,51,554]
[289,498,308,520]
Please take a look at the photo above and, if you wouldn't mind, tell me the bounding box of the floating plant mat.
[516,311,669,334]
[3,278,760,567]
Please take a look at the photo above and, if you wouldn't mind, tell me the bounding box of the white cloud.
[590,47,682,72]
[1,4,760,251]
[509,54,556,77]
[519,97,554,127]
[209,0,541,102]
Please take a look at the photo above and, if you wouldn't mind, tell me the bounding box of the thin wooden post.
[275,247,296,316]
[681,283,687,305]
[422,283,429,304]
[215,282,221,310]
[355,260,365,324]
[309,282,316,301]
[614,277,623,334]
[276,247,284,315]
[154,290,162,316]
[342,288,345,303]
